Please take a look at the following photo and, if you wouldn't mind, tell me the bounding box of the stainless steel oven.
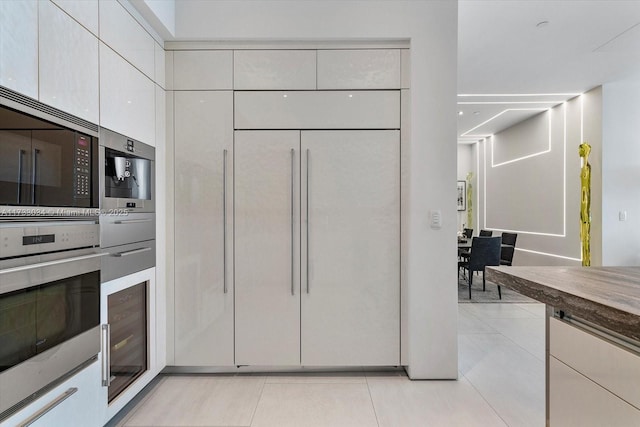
[100,128,154,213]
[0,105,99,213]
[0,220,102,419]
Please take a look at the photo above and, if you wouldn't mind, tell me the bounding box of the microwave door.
[0,130,32,206]
[32,130,73,207]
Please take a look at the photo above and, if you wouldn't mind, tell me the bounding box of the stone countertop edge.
[486,266,640,342]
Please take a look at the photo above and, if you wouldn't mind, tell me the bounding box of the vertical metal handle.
[223,149,228,294]
[101,324,112,387]
[291,149,295,296]
[17,149,25,203]
[306,149,310,294]
[31,148,40,205]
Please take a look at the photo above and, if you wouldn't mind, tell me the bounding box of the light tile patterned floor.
[115,303,545,427]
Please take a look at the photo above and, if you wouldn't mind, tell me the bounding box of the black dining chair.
[463,228,473,238]
[458,236,502,299]
[500,232,518,266]
[479,229,493,237]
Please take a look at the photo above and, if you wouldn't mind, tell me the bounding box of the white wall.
[474,87,602,266]
[602,78,640,265]
[173,0,459,379]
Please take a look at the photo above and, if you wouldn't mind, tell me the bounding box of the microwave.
[99,128,155,213]
[0,105,99,212]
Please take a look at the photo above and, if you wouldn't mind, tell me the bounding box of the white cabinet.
[0,360,103,427]
[51,0,99,36]
[155,42,166,88]
[39,0,99,124]
[301,131,400,365]
[235,131,301,365]
[99,0,155,80]
[0,0,38,99]
[234,50,316,90]
[173,51,233,90]
[234,130,400,366]
[99,42,155,145]
[234,90,400,129]
[317,50,401,89]
[173,91,234,366]
[549,357,640,426]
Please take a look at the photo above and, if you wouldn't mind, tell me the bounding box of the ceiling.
[457,0,640,143]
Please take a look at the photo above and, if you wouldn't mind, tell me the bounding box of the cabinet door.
[301,130,400,365]
[174,91,234,366]
[0,0,38,99]
[235,131,301,365]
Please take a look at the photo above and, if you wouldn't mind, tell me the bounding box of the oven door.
[0,248,104,416]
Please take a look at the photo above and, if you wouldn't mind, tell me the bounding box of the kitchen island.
[486,266,640,427]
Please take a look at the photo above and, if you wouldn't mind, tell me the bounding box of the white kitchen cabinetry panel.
[39,0,99,124]
[173,91,234,366]
[550,317,640,410]
[52,0,99,36]
[549,356,640,426]
[99,43,155,145]
[401,49,410,88]
[317,50,401,89]
[99,0,155,79]
[173,51,233,90]
[235,91,400,130]
[154,43,166,88]
[0,360,103,427]
[235,131,301,366]
[234,50,316,90]
[301,130,400,366]
[0,0,38,99]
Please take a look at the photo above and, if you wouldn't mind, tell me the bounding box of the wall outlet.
[619,210,627,221]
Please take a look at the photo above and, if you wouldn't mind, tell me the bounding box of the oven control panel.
[74,136,92,199]
[0,223,99,259]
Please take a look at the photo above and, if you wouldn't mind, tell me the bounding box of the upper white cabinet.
[99,43,155,145]
[0,0,38,99]
[172,51,233,90]
[99,0,155,80]
[154,43,166,88]
[39,1,99,124]
[401,49,410,88]
[317,50,401,89]
[235,91,400,129]
[234,50,316,90]
[51,0,99,36]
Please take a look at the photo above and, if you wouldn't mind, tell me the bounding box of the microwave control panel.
[74,136,91,198]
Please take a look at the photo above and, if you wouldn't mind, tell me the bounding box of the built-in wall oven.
[0,104,98,214]
[0,220,103,419]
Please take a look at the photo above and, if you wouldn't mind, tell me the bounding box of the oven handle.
[113,219,153,225]
[19,387,78,427]
[111,247,152,257]
[0,252,107,275]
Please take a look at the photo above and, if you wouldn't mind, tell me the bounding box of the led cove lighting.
[514,247,581,262]
[461,108,547,137]
[458,101,565,105]
[458,93,581,97]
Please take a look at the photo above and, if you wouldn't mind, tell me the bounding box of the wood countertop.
[486,266,640,342]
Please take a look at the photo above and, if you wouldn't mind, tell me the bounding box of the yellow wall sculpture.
[579,142,591,266]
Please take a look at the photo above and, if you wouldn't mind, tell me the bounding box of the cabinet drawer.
[549,356,640,426]
[235,90,400,130]
[173,51,233,90]
[0,360,102,427]
[234,50,316,90]
[550,317,640,410]
[317,49,401,89]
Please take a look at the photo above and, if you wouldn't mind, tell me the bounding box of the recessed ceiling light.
[536,21,549,28]
[458,111,464,116]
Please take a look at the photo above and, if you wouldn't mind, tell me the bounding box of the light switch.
[619,210,627,221]
[430,209,442,229]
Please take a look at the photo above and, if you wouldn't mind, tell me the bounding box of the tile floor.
[114,303,545,427]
